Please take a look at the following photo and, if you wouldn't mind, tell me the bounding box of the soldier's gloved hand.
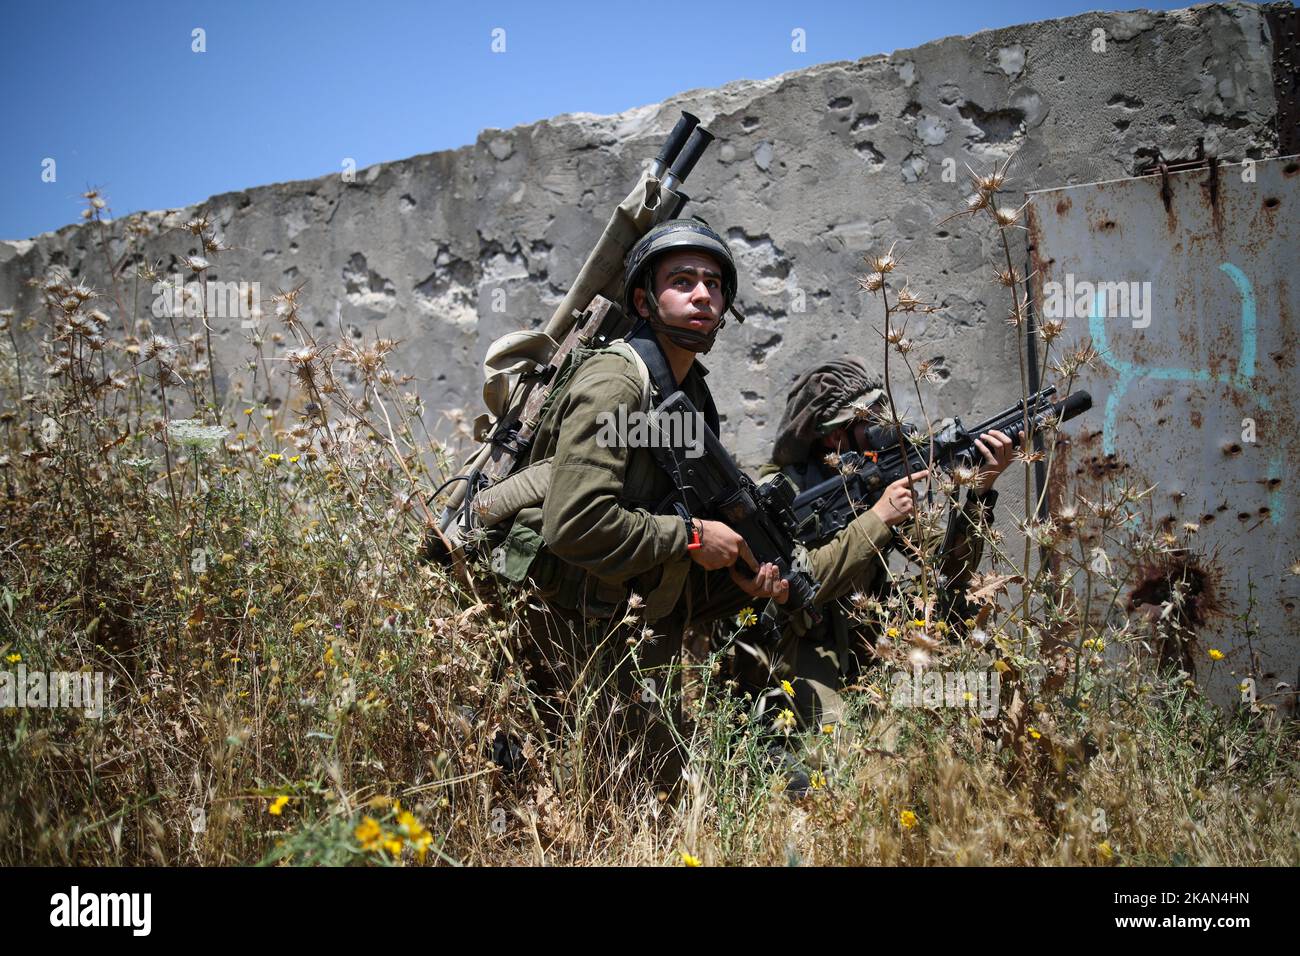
[729,562,790,604]
[870,470,930,527]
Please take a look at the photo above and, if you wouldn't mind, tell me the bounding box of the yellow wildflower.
[735,606,758,628]
[680,851,702,867]
[264,453,282,464]
[1027,726,1042,740]
[354,816,383,852]
[899,810,918,829]
[5,653,20,664]
[409,827,433,861]
[821,724,835,735]
[242,407,254,415]
[885,627,900,639]
[1097,841,1114,862]
[809,770,826,790]
[780,679,795,696]
[1208,648,1224,661]
[288,455,300,464]
[324,645,336,667]
[382,835,403,857]
[268,795,290,816]
[774,708,796,733]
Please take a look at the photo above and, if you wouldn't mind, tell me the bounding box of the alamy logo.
[151,274,261,321]
[0,665,105,718]
[594,404,705,459]
[1041,273,1152,329]
[891,667,1000,717]
[50,886,151,936]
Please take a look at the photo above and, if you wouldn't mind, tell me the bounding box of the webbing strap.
[624,322,721,435]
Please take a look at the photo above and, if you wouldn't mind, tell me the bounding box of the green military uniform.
[734,357,997,729]
[493,345,900,789]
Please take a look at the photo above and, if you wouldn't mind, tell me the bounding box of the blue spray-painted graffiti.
[1087,262,1283,524]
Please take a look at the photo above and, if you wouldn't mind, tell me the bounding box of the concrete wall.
[0,2,1285,468]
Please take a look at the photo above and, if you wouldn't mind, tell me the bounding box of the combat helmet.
[622,218,738,353]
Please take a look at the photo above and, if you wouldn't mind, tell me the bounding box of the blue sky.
[1,0,1200,240]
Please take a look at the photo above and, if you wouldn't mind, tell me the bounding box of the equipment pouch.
[490,520,546,584]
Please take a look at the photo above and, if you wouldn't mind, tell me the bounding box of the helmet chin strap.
[647,313,726,353]
[640,275,727,354]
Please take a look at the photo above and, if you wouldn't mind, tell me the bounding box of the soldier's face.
[634,250,725,332]
[823,401,888,453]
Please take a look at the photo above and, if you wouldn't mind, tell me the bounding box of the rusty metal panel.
[1026,155,1300,712]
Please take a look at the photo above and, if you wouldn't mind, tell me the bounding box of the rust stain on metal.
[1027,156,1299,711]
[1126,550,1228,676]
[1200,156,1224,234]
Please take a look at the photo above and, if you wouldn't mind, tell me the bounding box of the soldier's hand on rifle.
[689,518,753,571]
[688,520,791,604]
[729,561,790,605]
[870,470,930,527]
[973,429,1014,492]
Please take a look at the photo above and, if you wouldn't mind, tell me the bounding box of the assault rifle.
[649,390,821,620]
[790,387,1093,547]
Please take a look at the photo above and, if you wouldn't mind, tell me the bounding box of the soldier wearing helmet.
[498,221,916,796]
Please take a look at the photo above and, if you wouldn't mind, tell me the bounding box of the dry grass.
[0,186,1295,867]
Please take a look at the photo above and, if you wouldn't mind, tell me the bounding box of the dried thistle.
[894,284,922,312]
[1051,341,1101,379]
[858,272,886,293]
[915,359,943,384]
[967,153,1015,197]
[992,202,1029,228]
[866,242,899,274]
[143,335,176,361]
[287,346,320,386]
[1039,318,1066,342]
[992,264,1024,288]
